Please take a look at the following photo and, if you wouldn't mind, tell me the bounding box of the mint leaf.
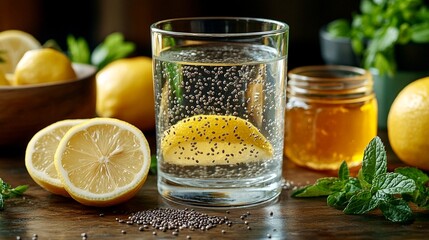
[338,161,349,181]
[361,136,387,184]
[371,172,416,195]
[343,190,378,215]
[395,167,429,186]
[395,167,429,208]
[291,177,340,197]
[0,178,28,210]
[291,136,429,223]
[327,19,352,38]
[327,191,348,209]
[67,35,91,64]
[411,22,429,43]
[150,155,157,175]
[91,32,136,70]
[379,198,414,223]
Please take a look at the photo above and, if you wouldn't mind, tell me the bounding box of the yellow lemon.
[13,48,76,85]
[25,119,86,197]
[0,30,41,74]
[54,118,151,207]
[0,70,9,85]
[161,115,273,166]
[388,76,429,171]
[96,56,155,131]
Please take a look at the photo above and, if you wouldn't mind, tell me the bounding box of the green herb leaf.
[395,167,429,208]
[0,178,28,210]
[150,155,157,175]
[338,161,350,181]
[327,191,348,209]
[327,19,352,38]
[395,167,429,186]
[67,35,91,64]
[379,198,414,223]
[410,22,429,43]
[371,172,416,195]
[361,136,387,184]
[343,190,378,215]
[91,32,135,70]
[291,136,429,223]
[291,177,341,197]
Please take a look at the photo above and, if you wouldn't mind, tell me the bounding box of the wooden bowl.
[0,63,97,147]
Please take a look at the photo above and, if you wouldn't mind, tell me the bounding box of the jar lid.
[288,65,374,102]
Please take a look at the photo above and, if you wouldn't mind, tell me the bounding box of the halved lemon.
[161,115,273,166]
[54,118,151,207]
[0,30,41,74]
[25,119,86,197]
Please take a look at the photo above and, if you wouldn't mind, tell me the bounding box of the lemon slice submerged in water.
[161,115,273,166]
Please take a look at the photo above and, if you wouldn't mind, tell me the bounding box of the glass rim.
[150,17,289,37]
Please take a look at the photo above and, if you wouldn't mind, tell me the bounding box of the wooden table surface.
[1,131,428,240]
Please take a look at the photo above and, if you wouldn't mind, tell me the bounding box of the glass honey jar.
[285,65,378,170]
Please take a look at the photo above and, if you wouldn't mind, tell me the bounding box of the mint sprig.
[0,178,28,210]
[292,136,429,223]
[66,32,136,70]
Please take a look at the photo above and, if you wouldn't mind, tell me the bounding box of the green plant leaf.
[343,190,378,215]
[150,155,157,175]
[410,22,429,43]
[327,191,348,209]
[395,167,429,186]
[67,35,90,64]
[91,32,136,70]
[0,178,28,210]
[361,136,387,184]
[371,172,416,195]
[395,167,429,208]
[338,161,350,181]
[379,198,414,223]
[291,177,341,197]
[327,19,351,38]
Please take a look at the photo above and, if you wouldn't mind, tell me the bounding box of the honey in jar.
[285,65,377,170]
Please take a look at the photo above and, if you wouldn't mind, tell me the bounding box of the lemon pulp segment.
[161,115,273,166]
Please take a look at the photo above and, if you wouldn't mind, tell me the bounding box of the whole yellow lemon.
[96,56,155,131]
[13,48,76,85]
[388,76,429,170]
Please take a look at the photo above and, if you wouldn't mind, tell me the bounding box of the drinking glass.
[151,17,289,207]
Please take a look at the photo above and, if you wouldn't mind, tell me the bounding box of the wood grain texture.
[1,131,428,239]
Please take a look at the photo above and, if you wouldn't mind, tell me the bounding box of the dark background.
[0,0,360,69]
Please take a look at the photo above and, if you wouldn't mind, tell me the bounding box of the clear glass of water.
[151,17,289,207]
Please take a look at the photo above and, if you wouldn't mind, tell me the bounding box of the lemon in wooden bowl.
[0,63,97,147]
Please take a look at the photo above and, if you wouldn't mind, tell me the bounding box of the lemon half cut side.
[0,30,41,74]
[25,119,86,197]
[161,115,273,166]
[54,118,151,207]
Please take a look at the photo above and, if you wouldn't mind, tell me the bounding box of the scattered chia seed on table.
[119,208,227,233]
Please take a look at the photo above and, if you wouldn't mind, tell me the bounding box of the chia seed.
[124,208,226,233]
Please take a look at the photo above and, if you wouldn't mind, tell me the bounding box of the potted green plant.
[320,0,429,129]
